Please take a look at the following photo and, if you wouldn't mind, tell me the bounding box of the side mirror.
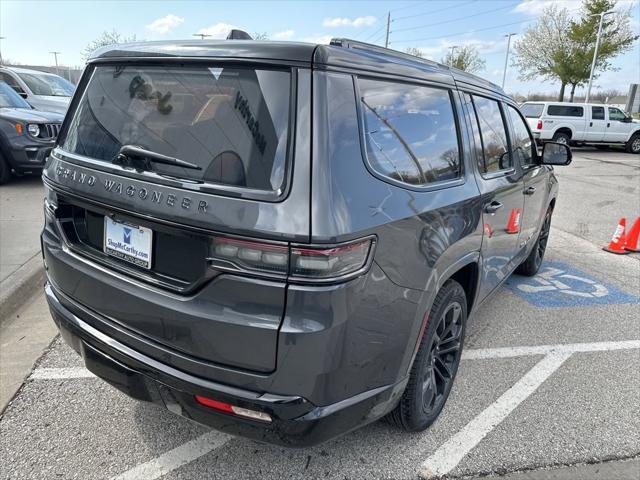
[623,117,632,123]
[541,142,572,166]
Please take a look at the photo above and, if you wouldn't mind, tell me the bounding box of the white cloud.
[302,34,334,45]
[513,0,581,16]
[273,29,295,40]
[323,16,377,28]
[195,22,238,39]
[146,14,184,35]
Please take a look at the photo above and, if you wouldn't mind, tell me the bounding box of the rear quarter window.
[547,105,584,117]
[60,64,291,193]
[358,78,461,187]
[521,103,544,118]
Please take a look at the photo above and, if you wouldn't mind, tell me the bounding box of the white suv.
[521,101,640,154]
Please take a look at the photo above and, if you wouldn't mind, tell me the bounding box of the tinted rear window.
[521,103,544,118]
[61,65,291,192]
[547,105,584,117]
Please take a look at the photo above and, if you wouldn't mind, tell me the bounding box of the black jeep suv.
[41,38,571,447]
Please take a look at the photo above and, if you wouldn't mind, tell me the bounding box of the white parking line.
[110,430,231,480]
[462,339,640,360]
[30,367,95,379]
[27,340,640,480]
[419,352,572,479]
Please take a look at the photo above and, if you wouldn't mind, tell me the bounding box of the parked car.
[41,37,571,447]
[0,66,74,115]
[521,101,640,153]
[0,82,63,184]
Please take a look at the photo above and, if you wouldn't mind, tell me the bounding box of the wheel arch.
[553,126,573,139]
[436,253,481,316]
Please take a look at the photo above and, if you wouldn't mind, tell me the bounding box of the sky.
[1,0,639,96]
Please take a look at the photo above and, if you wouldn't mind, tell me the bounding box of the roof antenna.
[227,29,253,40]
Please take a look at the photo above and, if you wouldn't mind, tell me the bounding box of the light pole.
[0,37,5,65]
[384,12,391,48]
[50,51,61,75]
[192,33,212,40]
[585,10,614,103]
[448,45,458,67]
[501,33,516,89]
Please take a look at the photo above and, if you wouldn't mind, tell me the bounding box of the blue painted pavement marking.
[505,260,639,307]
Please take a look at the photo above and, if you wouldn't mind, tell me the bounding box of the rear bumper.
[45,282,407,447]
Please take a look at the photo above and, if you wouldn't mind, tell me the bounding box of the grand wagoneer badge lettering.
[55,164,208,213]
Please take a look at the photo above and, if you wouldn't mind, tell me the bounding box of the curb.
[0,253,45,322]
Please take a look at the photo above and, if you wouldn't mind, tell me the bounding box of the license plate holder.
[103,217,153,270]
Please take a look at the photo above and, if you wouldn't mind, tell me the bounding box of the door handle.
[589,121,593,127]
[524,186,536,195]
[607,122,610,127]
[484,201,503,214]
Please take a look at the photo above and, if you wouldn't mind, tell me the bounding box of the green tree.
[566,0,638,101]
[441,45,485,73]
[82,30,137,60]
[513,0,638,102]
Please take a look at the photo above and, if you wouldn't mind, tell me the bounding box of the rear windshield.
[521,103,544,118]
[61,65,291,192]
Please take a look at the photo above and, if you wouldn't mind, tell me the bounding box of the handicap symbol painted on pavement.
[505,261,639,307]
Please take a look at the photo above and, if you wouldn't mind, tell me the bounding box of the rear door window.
[61,65,291,192]
[471,96,512,173]
[592,106,605,120]
[358,78,461,187]
[547,105,584,117]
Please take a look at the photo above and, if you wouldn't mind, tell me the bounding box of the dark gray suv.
[41,38,571,447]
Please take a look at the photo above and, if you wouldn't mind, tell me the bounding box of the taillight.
[207,235,375,283]
[210,235,288,275]
[536,120,543,130]
[290,238,373,280]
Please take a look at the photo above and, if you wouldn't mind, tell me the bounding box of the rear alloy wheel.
[0,153,11,185]
[386,280,467,432]
[516,206,553,276]
[626,133,640,154]
[552,132,570,145]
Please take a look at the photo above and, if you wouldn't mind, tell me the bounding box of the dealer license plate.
[103,217,153,269]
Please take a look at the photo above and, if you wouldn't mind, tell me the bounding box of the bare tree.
[441,46,485,73]
[81,30,137,60]
[404,47,425,58]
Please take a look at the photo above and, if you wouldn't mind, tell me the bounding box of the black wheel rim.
[535,211,552,268]
[421,302,463,414]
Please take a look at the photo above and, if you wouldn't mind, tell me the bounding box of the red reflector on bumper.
[194,395,272,422]
[194,395,234,413]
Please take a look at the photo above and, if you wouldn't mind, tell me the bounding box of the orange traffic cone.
[506,208,521,234]
[603,218,629,254]
[624,217,640,253]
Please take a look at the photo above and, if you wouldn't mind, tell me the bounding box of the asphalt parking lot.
[1,148,639,480]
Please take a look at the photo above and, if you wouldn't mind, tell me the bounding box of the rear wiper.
[113,145,202,172]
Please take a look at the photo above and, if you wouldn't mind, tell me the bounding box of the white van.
[521,101,640,154]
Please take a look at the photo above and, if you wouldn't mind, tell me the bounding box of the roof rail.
[329,38,446,70]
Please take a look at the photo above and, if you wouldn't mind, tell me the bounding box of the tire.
[386,280,467,432]
[551,132,570,145]
[0,152,11,185]
[516,206,553,276]
[626,133,640,154]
